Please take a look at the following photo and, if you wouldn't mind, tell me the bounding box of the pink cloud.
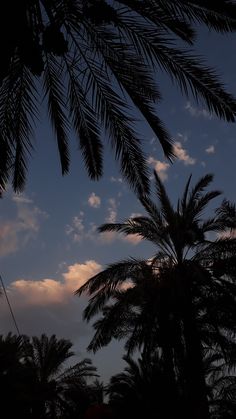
[9,260,102,307]
[88,192,101,208]
[173,141,196,165]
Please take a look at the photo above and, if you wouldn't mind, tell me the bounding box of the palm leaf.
[44,54,70,175]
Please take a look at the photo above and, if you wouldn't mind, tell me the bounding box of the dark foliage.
[77,172,236,418]
[0,333,99,419]
[1,1,236,194]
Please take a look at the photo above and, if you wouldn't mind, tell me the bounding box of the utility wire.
[0,274,21,336]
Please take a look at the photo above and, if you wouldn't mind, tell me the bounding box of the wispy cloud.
[106,198,118,223]
[88,192,101,208]
[147,156,170,181]
[66,200,142,247]
[99,210,143,245]
[185,101,213,120]
[110,176,123,184]
[0,194,48,257]
[12,195,33,204]
[173,141,196,165]
[205,145,215,154]
[65,212,85,243]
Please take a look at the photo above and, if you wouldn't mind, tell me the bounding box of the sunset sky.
[0,28,236,383]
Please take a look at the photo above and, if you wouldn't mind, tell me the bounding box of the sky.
[0,28,236,384]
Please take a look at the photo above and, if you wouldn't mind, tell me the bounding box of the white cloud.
[177,132,189,143]
[0,195,47,257]
[147,157,170,181]
[99,211,143,246]
[110,177,123,184]
[9,260,102,307]
[99,230,142,246]
[12,195,33,204]
[106,198,118,223]
[66,201,142,247]
[65,212,85,242]
[88,192,101,208]
[130,212,142,218]
[185,101,213,120]
[173,141,196,165]
[205,145,215,154]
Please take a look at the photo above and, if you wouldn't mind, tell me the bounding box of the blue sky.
[0,28,236,383]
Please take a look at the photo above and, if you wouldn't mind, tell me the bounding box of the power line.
[0,274,21,336]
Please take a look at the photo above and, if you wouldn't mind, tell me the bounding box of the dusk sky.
[0,28,236,383]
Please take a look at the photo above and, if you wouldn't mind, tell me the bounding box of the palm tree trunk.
[162,338,179,418]
[183,305,210,419]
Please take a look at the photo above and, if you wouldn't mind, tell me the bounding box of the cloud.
[99,211,143,245]
[0,261,102,348]
[121,234,142,245]
[185,101,213,120]
[9,260,102,307]
[147,157,170,181]
[66,200,142,247]
[98,231,142,246]
[88,192,101,208]
[176,132,188,143]
[0,194,48,257]
[110,177,123,184]
[106,198,118,223]
[12,195,33,204]
[65,212,85,242]
[205,145,215,154]
[173,141,196,165]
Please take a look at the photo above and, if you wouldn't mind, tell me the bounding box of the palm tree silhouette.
[205,343,236,418]
[22,334,98,418]
[108,351,179,419]
[77,172,236,419]
[0,333,102,418]
[1,1,236,194]
[0,333,30,418]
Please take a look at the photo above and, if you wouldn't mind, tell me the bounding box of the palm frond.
[67,57,103,179]
[154,170,175,221]
[165,0,236,33]
[147,44,236,121]
[44,54,70,175]
[76,258,143,297]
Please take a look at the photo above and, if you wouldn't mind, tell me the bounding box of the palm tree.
[0,333,30,418]
[205,344,236,418]
[22,334,98,418]
[77,172,236,419]
[1,1,236,194]
[108,351,179,419]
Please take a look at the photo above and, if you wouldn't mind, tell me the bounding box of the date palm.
[77,172,236,419]
[0,333,29,419]
[1,1,236,194]
[204,344,236,418]
[22,334,98,418]
[108,351,180,419]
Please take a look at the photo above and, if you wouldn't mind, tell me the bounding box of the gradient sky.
[0,28,236,383]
